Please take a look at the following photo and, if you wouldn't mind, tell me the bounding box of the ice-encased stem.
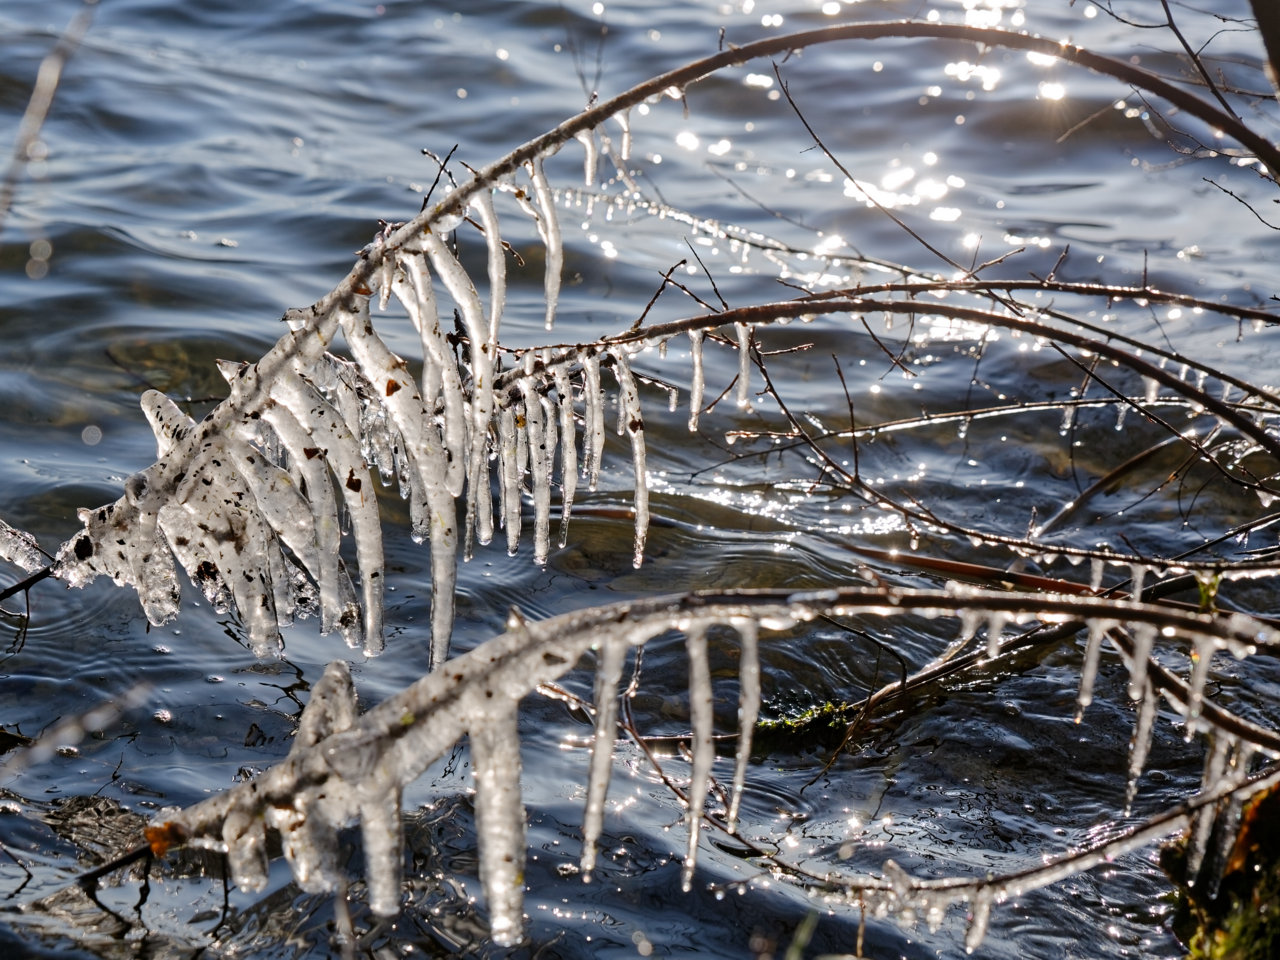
[469,705,527,947]
[0,517,43,571]
[610,351,649,568]
[581,637,627,876]
[682,624,714,892]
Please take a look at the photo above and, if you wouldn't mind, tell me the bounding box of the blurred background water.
[1,0,1278,957]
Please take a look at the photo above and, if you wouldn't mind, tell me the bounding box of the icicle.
[553,366,579,547]
[1058,403,1075,437]
[1114,402,1128,431]
[1090,557,1105,593]
[264,801,332,894]
[1127,622,1156,702]
[527,158,563,330]
[984,610,1009,660]
[734,322,753,411]
[1186,733,1234,879]
[422,230,495,556]
[469,705,527,947]
[222,809,269,892]
[1075,618,1114,721]
[614,108,632,161]
[499,405,522,556]
[574,128,598,186]
[727,619,759,833]
[581,637,627,877]
[392,253,467,499]
[375,247,394,312]
[582,352,605,491]
[270,370,385,653]
[141,390,194,457]
[1124,677,1157,815]
[1129,563,1148,601]
[682,624,714,892]
[254,390,358,646]
[523,387,551,565]
[611,351,649,568]
[358,774,405,916]
[469,189,507,342]
[688,328,705,432]
[223,436,324,586]
[161,442,285,656]
[1185,636,1214,733]
[965,888,993,954]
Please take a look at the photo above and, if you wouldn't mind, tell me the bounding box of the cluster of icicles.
[147,585,1280,950]
[30,132,721,668]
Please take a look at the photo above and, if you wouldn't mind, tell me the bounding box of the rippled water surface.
[2,1,1279,957]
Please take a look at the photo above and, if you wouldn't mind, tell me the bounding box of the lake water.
[1,0,1278,957]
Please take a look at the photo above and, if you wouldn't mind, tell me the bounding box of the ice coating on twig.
[682,624,714,892]
[0,517,42,572]
[528,158,562,330]
[610,350,649,568]
[581,636,626,876]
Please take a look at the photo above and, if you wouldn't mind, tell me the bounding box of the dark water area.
[2,0,1279,957]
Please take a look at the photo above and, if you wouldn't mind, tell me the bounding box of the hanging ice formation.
[139,585,1280,950]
